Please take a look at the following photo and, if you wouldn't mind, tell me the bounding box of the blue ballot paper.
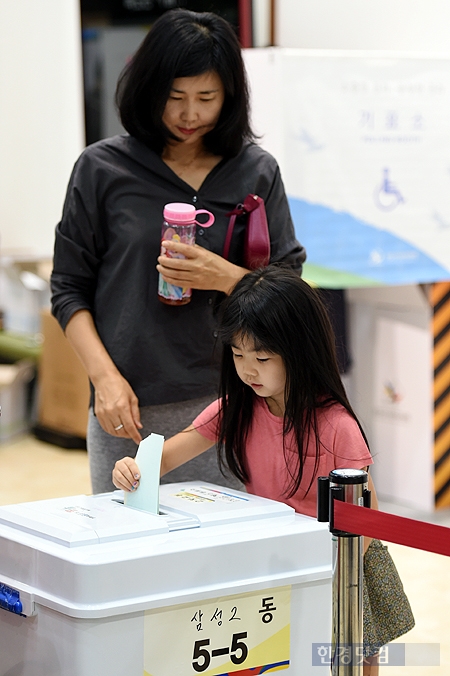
[124,433,164,515]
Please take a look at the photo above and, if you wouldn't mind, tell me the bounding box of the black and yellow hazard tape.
[432,282,450,507]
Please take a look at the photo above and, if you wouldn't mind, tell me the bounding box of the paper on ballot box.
[124,433,164,514]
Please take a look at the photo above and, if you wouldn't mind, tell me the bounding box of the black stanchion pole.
[318,469,371,675]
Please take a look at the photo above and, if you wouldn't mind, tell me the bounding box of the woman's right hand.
[93,371,143,444]
[113,456,141,492]
[64,311,143,444]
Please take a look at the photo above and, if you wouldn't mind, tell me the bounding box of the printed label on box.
[143,586,290,675]
[171,486,249,504]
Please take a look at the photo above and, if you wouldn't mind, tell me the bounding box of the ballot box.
[0,482,332,675]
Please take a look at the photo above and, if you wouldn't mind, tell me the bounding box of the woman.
[51,9,305,493]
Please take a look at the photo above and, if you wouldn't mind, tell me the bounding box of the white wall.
[347,286,434,511]
[277,0,450,53]
[273,1,443,510]
[0,1,85,259]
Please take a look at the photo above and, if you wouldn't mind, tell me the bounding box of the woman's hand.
[113,456,141,492]
[93,371,143,444]
[64,310,143,444]
[157,240,248,295]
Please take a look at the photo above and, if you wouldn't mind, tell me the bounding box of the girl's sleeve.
[50,153,106,331]
[332,413,373,470]
[192,399,222,443]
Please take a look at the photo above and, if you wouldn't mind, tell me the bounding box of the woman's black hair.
[215,265,369,498]
[116,9,255,157]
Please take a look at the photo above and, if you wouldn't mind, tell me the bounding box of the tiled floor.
[0,433,449,674]
[0,433,91,506]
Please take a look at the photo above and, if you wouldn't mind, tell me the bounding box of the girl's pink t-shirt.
[192,397,373,518]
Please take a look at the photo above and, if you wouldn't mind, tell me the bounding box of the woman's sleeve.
[50,154,106,331]
[255,162,306,272]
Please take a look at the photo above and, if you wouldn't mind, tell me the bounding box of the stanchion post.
[318,469,371,675]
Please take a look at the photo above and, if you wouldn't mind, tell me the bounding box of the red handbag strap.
[223,195,263,261]
[223,213,239,261]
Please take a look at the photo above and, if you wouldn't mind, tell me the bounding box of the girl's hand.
[93,371,143,444]
[113,457,141,492]
[157,241,247,295]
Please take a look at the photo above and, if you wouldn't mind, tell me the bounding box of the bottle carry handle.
[193,210,215,228]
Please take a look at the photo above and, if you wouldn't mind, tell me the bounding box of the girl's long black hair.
[215,265,369,498]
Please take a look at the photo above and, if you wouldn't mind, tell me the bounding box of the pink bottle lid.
[163,202,214,227]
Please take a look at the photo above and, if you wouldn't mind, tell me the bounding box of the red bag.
[223,194,270,270]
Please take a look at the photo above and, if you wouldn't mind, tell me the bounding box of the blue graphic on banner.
[289,197,450,287]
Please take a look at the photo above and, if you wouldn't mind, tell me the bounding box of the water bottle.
[158,202,215,306]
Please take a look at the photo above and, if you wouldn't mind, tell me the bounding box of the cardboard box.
[37,310,90,439]
[0,360,35,441]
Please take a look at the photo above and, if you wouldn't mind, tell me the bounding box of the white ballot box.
[0,482,332,675]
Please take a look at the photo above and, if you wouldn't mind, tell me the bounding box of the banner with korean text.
[244,49,450,287]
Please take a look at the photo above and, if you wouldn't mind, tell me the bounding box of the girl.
[113,265,413,675]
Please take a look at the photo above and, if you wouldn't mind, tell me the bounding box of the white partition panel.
[0,0,84,259]
[276,0,450,53]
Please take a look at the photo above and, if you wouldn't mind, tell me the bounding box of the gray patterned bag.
[363,539,415,657]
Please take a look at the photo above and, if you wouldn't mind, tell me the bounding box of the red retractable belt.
[333,500,450,558]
